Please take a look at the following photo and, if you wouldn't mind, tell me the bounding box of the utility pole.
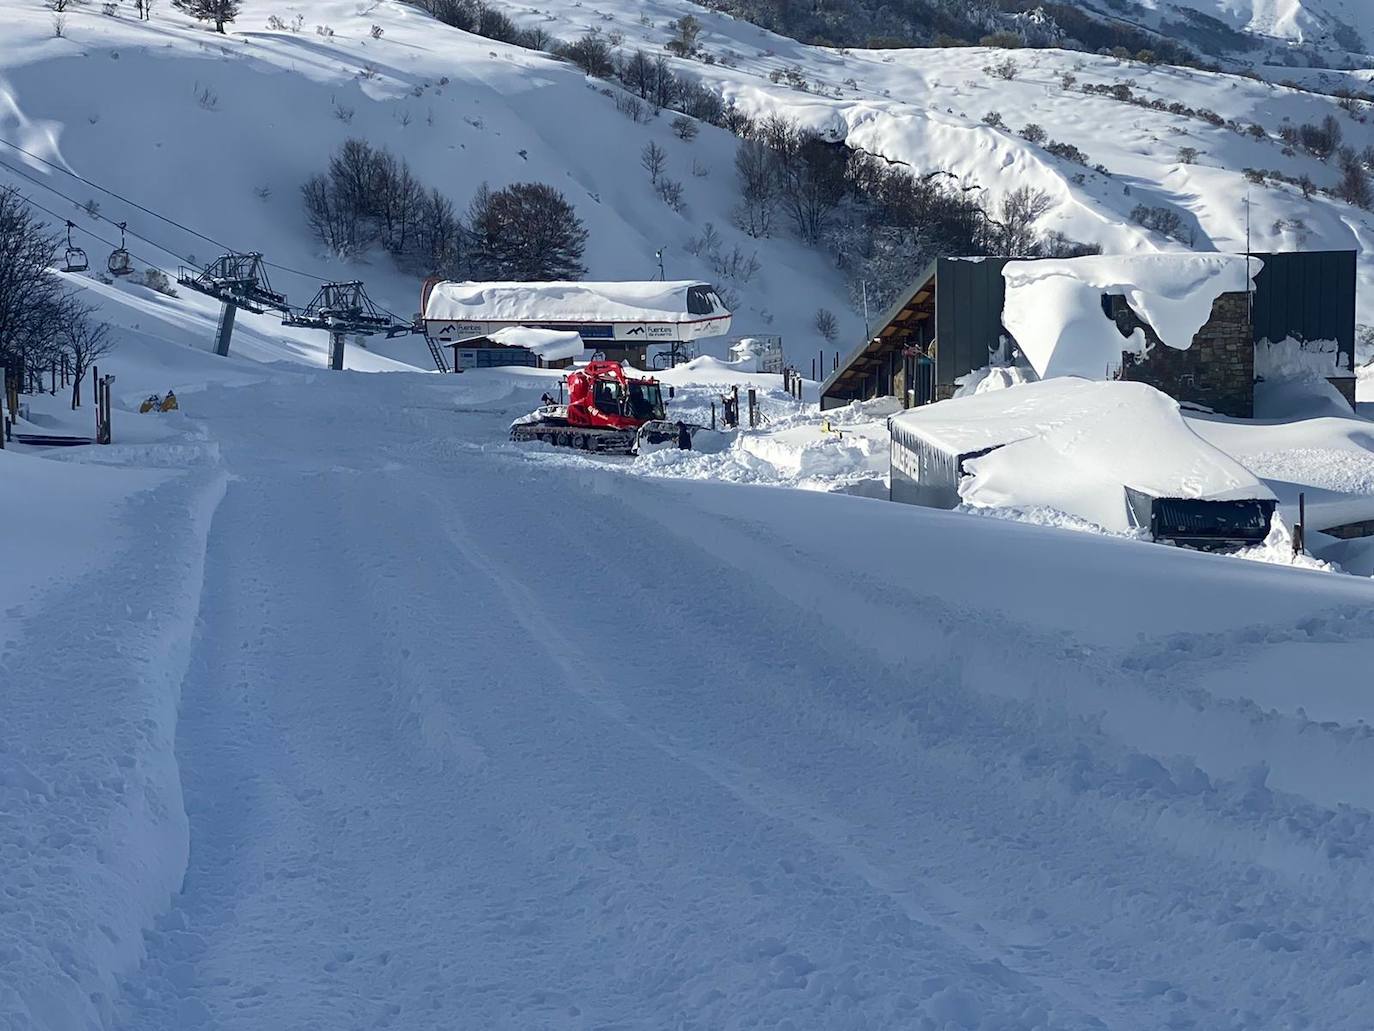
[1244,190,1254,324]
[862,279,871,340]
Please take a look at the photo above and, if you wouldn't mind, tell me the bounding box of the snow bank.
[952,362,1037,398]
[486,326,584,362]
[738,424,884,478]
[0,449,226,1031]
[425,281,721,323]
[1002,254,1260,380]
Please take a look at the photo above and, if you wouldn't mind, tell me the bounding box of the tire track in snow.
[434,489,1129,1026]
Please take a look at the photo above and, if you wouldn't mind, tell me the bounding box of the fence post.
[1294,492,1306,557]
[747,388,757,429]
[711,401,716,430]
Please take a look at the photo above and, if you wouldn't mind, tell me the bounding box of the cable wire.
[1,139,414,326]
[15,191,175,278]
[0,135,329,283]
[0,155,196,267]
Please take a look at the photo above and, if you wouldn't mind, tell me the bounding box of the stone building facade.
[1111,291,1254,419]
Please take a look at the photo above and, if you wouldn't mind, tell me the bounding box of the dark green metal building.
[820,251,1357,413]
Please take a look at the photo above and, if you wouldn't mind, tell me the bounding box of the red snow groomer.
[509,360,681,454]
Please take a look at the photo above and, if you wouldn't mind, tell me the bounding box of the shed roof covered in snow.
[889,378,1274,504]
[486,326,584,362]
[424,281,728,324]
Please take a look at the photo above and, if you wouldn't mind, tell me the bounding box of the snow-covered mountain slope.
[0,0,861,370]
[1125,0,1373,51]
[519,0,1374,322]
[5,0,1374,375]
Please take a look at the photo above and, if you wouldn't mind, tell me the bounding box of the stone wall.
[1113,291,1254,418]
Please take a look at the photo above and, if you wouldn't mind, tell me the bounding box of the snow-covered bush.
[656,177,686,212]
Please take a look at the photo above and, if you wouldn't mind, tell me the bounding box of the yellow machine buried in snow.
[139,391,179,414]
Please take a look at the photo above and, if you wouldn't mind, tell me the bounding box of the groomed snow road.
[111,371,1374,1031]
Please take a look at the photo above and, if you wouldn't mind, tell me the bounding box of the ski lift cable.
[2,154,324,302]
[0,136,231,251]
[0,137,330,284]
[0,155,196,267]
[17,191,176,277]
[20,190,318,318]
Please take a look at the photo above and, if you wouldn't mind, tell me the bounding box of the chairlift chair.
[107,222,133,277]
[61,221,89,273]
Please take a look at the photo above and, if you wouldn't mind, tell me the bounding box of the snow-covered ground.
[8,0,1374,381]
[10,0,1374,1026]
[7,341,1374,1029]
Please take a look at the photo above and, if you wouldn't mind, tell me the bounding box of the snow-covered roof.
[425,281,726,324]
[889,378,1274,503]
[486,326,584,362]
[1001,254,1261,381]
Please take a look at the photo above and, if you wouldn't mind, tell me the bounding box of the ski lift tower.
[178,253,288,357]
[282,281,413,370]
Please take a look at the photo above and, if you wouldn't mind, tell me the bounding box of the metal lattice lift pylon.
[282,281,417,371]
[178,253,289,357]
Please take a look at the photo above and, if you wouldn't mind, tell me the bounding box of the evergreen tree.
[467,182,587,281]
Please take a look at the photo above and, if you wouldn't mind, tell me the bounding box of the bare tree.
[57,300,113,409]
[665,14,701,56]
[650,54,677,113]
[557,31,613,78]
[0,189,64,390]
[731,138,775,238]
[641,141,666,185]
[411,188,463,277]
[671,115,698,141]
[994,185,1053,255]
[1336,151,1372,208]
[814,307,838,342]
[620,49,654,99]
[172,0,238,32]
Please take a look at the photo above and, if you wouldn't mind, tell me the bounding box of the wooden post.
[811,358,816,381]
[710,401,716,430]
[818,349,823,383]
[747,387,757,428]
[1294,492,1306,557]
[50,363,56,395]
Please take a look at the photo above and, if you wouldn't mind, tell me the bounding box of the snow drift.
[890,378,1274,532]
[1001,254,1261,380]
